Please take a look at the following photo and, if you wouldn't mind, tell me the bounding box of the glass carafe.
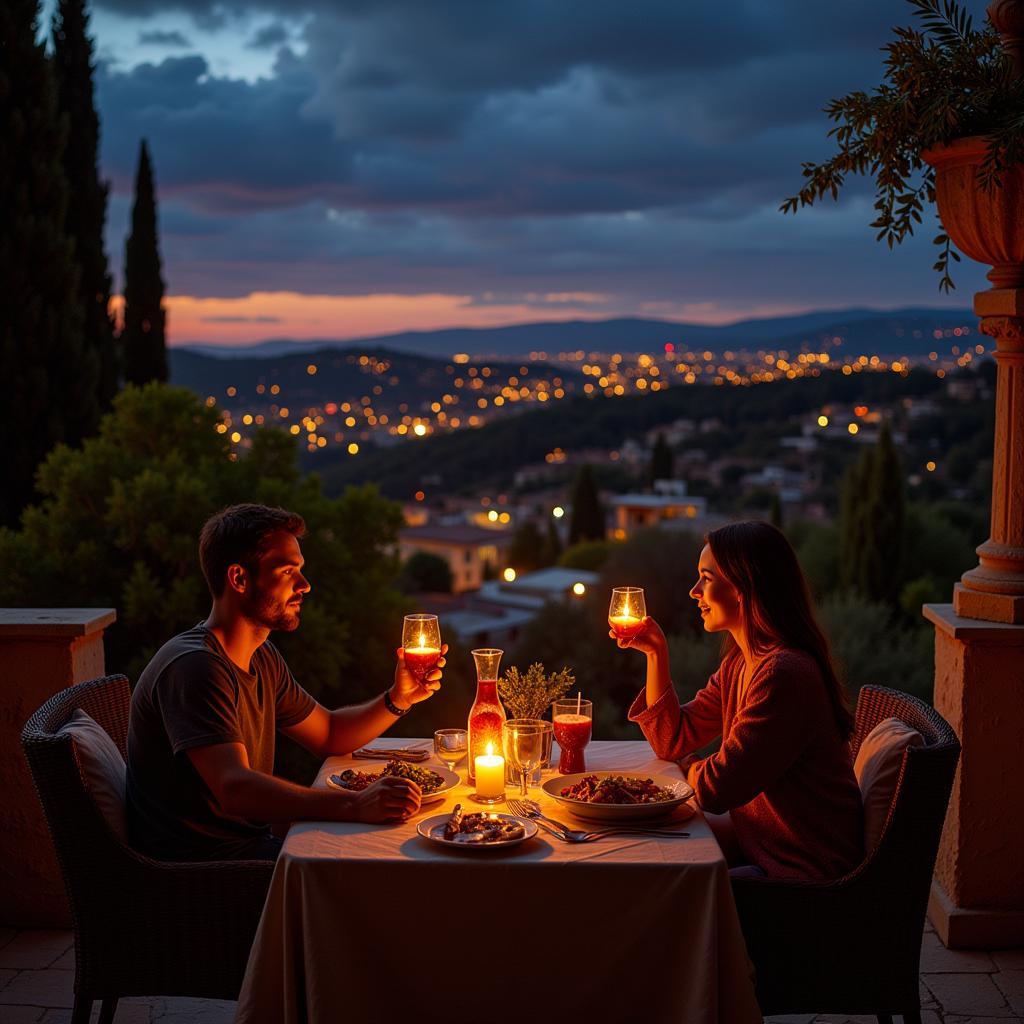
[467,648,506,783]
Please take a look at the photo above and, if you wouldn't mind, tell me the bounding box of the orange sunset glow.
[109,292,819,347]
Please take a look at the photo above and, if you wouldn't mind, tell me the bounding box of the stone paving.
[0,921,1021,1022]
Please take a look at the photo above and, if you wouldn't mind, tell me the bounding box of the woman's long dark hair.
[706,520,853,739]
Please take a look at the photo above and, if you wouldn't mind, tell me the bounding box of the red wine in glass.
[553,698,593,774]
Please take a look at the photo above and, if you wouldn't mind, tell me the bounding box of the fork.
[506,799,690,843]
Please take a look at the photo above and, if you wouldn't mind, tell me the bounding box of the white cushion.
[58,708,128,843]
[854,716,924,852]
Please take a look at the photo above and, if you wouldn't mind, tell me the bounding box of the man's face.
[242,531,310,632]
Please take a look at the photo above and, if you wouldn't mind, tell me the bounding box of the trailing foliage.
[782,0,1024,290]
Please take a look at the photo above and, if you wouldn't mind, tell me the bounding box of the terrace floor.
[0,920,1020,1022]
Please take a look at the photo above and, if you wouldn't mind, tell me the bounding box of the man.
[126,503,445,861]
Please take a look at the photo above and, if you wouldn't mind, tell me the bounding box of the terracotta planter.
[922,136,1024,288]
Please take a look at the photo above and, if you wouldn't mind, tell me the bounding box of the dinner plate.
[542,771,695,821]
[416,812,538,850]
[327,762,459,804]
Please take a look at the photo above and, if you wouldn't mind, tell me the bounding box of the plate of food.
[417,804,538,850]
[541,771,695,821]
[327,759,458,803]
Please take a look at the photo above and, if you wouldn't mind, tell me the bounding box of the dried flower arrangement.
[498,662,575,720]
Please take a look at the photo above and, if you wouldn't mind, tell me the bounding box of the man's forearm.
[323,691,403,755]
[222,767,356,824]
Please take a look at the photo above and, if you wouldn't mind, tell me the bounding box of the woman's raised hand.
[609,615,668,658]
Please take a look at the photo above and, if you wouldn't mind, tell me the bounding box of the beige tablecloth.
[235,740,760,1024]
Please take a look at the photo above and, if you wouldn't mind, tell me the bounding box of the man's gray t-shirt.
[126,624,316,861]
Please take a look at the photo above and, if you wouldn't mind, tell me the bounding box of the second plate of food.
[327,760,459,804]
[542,771,694,821]
[417,811,538,850]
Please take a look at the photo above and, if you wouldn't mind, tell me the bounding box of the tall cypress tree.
[0,0,94,525]
[569,465,605,544]
[649,432,674,485]
[52,0,117,410]
[865,421,905,604]
[122,139,167,386]
[839,422,905,604]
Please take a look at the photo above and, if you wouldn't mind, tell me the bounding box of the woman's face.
[689,544,742,634]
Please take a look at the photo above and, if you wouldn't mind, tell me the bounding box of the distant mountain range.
[176,306,976,361]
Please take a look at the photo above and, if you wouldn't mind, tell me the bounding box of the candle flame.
[418,632,426,648]
[623,597,631,618]
[485,742,494,757]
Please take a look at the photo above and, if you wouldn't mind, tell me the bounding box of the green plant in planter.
[498,662,575,719]
[782,0,1024,291]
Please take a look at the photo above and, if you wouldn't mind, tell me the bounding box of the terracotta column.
[0,608,116,927]
[920,0,1024,948]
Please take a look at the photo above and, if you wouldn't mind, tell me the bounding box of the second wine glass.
[502,720,547,796]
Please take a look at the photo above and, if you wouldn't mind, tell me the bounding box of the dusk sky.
[47,0,990,346]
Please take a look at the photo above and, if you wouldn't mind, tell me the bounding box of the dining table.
[234,739,762,1024]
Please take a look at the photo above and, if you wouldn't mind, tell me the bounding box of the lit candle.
[609,614,643,637]
[475,743,505,799]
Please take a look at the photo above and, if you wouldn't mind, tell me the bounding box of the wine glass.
[402,614,441,681]
[433,729,468,776]
[502,720,547,796]
[552,698,593,774]
[608,587,646,641]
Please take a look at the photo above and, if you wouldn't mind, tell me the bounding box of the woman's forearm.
[645,642,673,710]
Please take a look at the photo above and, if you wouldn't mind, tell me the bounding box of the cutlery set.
[505,797,689,844]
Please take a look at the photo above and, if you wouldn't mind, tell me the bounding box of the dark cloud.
[138,29,192,46]
[245,22,290,48]
[94,0,993,315]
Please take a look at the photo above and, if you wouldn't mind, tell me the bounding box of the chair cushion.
[854,716,924,851]
[58,708,128,843]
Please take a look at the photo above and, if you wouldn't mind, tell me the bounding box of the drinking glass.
[608,587,646,641]
[502,720,548,796]
[552,698,593,774]
[433,728,468,776]
[402,614,441,680]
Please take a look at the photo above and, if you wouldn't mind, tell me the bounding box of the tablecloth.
[235,739,760,1024]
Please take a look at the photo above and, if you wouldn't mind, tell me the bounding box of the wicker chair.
[731,684,960,1024]
[21,674,275,1024]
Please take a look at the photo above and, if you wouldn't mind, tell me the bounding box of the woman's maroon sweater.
[629,648,863,881]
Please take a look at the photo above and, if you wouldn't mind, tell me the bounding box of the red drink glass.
[553,698,593,774]
[402,614,441,681]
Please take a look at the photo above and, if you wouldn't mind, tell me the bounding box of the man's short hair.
[199,504,306,597]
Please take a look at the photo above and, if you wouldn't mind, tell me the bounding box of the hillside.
[177,307,975,361]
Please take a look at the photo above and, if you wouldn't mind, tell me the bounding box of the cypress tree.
[839,449,871,594]
[542,519,563,567]
[864,421,905,604]
[52,0,117,411]
[123,139,167,385]
[649,432,674,485]
[508,521,545,572]
[569,465,605,544]
[839,422,905,604]
[0,0,94,525]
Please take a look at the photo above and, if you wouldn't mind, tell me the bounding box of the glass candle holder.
[608,587,646,641]
[402,614,442,680]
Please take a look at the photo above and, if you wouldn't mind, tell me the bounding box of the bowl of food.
[541,771,694,821]
[327,759,458,803]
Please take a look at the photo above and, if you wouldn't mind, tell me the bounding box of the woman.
[616,521,863,881]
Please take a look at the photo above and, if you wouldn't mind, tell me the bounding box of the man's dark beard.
[243,584,301,632]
